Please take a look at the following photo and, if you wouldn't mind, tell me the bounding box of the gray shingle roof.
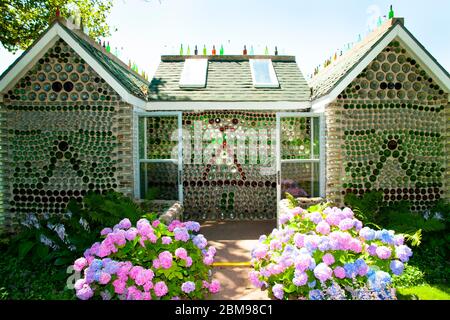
[149,55,310,101]
[309,19,402,100]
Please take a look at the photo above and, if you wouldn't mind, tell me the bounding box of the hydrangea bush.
[249,203,413,300]
[71,218,220,300]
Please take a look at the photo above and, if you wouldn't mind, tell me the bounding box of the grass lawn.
[397,285,450,300]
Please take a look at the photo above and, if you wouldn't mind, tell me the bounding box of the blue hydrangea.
[308,280,316,288]
[344,263,357,278]
[309,289,323,300]
[90,259,103,271]
[390,260,404,275]
[192,234,207,249]
[379,229,395,244]
[359,227,376,241]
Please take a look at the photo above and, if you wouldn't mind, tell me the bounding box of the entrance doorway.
[136,111,323,222]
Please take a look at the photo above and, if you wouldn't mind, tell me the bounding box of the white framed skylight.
[179,58,208,88]
[249,59,279,88]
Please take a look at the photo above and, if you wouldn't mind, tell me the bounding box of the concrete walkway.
[201,221,275,300]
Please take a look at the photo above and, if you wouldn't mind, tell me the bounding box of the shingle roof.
[59,23,149,99]
[149,55,310,101]
[309,19,402,100]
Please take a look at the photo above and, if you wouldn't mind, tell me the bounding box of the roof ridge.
[57,19,149,84]
[310,18,403,80]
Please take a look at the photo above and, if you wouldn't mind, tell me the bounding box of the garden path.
[201,221,275,300]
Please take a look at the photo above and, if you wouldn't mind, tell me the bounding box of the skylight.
[249,59,279,88]
[179,58,208,88]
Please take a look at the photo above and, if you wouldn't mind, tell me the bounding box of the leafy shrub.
[7,191,157,267]
[67,191,156,230]
[392,264,426,288]
[71,218,220,300]
[344,191,383,225]
[0,251,74,300]
[249,203,412,300]
[7,211,99,267]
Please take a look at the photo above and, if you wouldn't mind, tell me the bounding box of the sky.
[0,0,449,79]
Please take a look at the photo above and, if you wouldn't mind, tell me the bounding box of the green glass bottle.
[203,45,207,55]
[220,45,224,55]
[187,45,191,55]
[179,44,183,55]
[388,5,394,19]
[264,46,269,55]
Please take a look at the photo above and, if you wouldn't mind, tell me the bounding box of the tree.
[0,0,113,52]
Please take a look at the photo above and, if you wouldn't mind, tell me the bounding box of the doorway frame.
[276,112,325,225]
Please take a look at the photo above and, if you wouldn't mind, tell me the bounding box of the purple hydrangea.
[193,234,207,249]
[390,260,404,275]
[272,284,284,300]
[181,281,196,294]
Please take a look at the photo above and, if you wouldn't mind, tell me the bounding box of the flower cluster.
[249,203,412,300]
[72,218,220,300]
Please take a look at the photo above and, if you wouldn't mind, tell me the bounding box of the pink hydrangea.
[209,280,221,293]
[112,279,126,294]
[129,266,145,280]
[338,218,354,231]
[203,255,214,265]
[322,253,335,265]
[125,228,138,241]
[74,279,86,290]
[294,233,304,247]
[73,257,87,272]
[127,286,142,300]
[135,269,154,286]
[100,228,112,236]
[76,284,94,300]
[161,236,172,245]
[316,221,331,235]
[152,259,161,269]
[154,281,168,297]
[334,266,346,279]
[158,251,173,269]
[142,291,152,300]
[252,244,269,259]
[118,218,132,229]
[175,248,188,260]
[293,272,308,286]
[185,256,193,267]
[137,219,153,237]
[294,254,311,272]
[99,272,111,285]
[376,246,392,260]
[152,220,161,228]
[314,263,333,282]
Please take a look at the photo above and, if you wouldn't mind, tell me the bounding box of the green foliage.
[0,0,113,52]
[397,285,450,300]
[7,191,156,268]
[67,191,156,230]
[285,192,299,209]
[392,264,426,288]
[0,251,74,300]
[344,191,383,224]
[7,210,99,267]
[345,193,449,286]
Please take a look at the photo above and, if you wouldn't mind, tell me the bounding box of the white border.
[144,101,311,111]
